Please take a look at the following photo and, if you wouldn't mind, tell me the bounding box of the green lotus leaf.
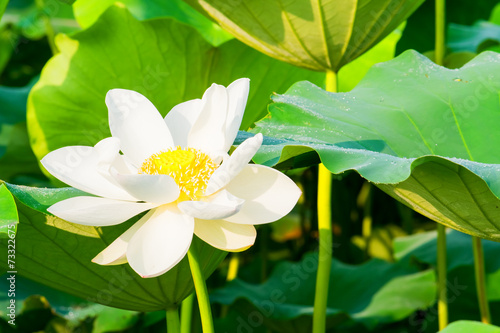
[73,0,232,46]
[183,0,424,72]
[439,321,500,333]
[448,21,500,53]
[211,253,435,332]
[0,193,226,311]
[394,229,500,273]
[338,24,404,92]
[0,80,45,183]
[5,183,90,214]
[393,230,500,325]
[0,0,7,19]
[28,4,323,167]
[249,50,500,241]
[0,184,18,238]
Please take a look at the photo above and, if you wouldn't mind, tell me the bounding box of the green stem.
[166,306,180,333]
[435,0,445,66]
[434,0,448,329]
[180,293,194,333]
[473,236,491,324]
[312,70,336,333]
[436,224,448,330]
[187,246,214,333]
[358,182,372,240]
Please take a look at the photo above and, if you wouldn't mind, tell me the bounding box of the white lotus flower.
[41,78,301,278]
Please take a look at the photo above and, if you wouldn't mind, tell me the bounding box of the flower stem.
[436,224,448,330]
[473,236,491,324]
[166,306,180,333]
[434,0,449,329]
[312,69,336,333]
[188,246,214,333]
[180,293,194,333]
[435,0,446,66]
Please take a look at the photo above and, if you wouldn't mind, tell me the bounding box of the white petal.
[111,154,138,175]
[127,205,194,278]
[223,78,250,152]
[194,219,256,252]
[41,137,137,201]
[106,89,174,166]
[224,165,301,225]
[164,99,204,148]
[112,172,180,204]
[178,190,244,220]
[205,133,263,195]
[188,84,228,153]
[92,210,155,265]
[47,196,155,226]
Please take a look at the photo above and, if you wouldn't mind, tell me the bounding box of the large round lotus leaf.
[183,0,424,72]
[211,253,435,332]
[72,0,233,46]
[249,50,500,241]
[0,184,226,311]
[28,4,323,164]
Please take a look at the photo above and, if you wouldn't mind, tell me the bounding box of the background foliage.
[2,0,500,332]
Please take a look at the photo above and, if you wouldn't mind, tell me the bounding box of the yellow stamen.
[139,147,218,201]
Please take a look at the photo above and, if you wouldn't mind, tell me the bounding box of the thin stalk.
[166,306,180,333]
[180,293,194,333]
[434,0,448,329]
[436,224,448,330]
[473,236,491,324]
[435,0,446,66]
[312,70,336,333]
[358,182,372,240]
[188,246,214,333]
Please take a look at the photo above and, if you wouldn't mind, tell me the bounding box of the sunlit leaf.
[439,321,500,333]
[92,307,139,333]
[0,0,7,19]
[0,184,17,237]
[249,50,500,241]
[338,24,404,92]
[73,0,233,46]
[184,0,424,72]
[28,5,324,169]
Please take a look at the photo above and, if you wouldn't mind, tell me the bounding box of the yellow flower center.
[139,147,218,201]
